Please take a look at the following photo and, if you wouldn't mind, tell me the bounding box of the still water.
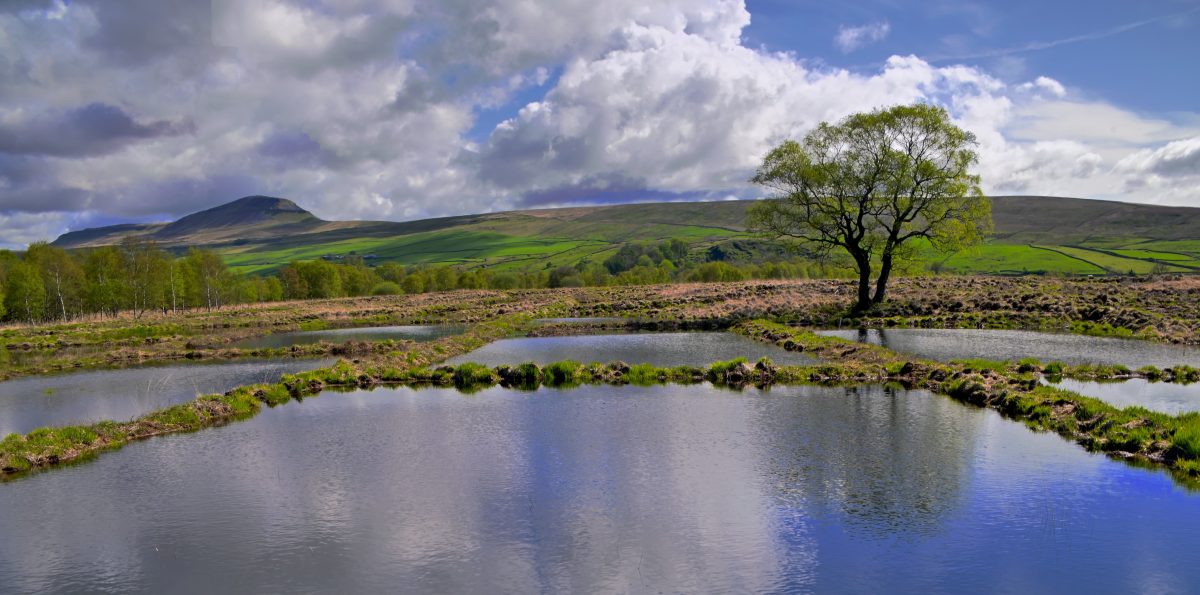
[0,359,333,435]
[235,324,464,349]
[0,384,1196,593]
[1046,378,1200,415]
[817,328,1200,368]
[446,332,818,367]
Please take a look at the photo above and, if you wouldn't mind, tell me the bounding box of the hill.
[54,196,331,247]
[52,195,1200,276]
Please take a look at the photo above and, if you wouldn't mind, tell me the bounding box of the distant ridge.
[50,194,1200,277]
[54,194,1200,250]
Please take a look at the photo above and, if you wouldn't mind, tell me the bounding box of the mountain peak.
[155,195,322,238]
[52,195,327,248]
[221,195,308,213]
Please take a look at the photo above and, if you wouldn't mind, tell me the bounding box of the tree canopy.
[748,103,991,311]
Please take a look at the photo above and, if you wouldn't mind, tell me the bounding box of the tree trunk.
[873,247,894,305]
[852,251,872,313]
[55,270,67,320]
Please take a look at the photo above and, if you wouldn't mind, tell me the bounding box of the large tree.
[5,262,46,324]
[749,103,991,312]
[27,242,84,320]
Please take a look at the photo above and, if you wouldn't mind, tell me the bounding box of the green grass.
[222,214,745,275]
[936,243,1106,275]
[212,202,1200,278]
[224,230,610,274]
[1127,240,1200,259]
[1045,245,1190,274]
[950,358,1010,373]
[1109,249,1197,262]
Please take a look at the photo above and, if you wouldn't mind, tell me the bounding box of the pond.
[1,384,1196,593]
[235,324,464,349]
[0,358,333,436]
[446,332,818,367]
[1046,378,1200,415]
[817,328,1200,368]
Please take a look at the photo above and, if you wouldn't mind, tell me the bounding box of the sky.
[0,0,1198,248]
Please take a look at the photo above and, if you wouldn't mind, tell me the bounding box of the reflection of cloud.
[1,381,1193,592]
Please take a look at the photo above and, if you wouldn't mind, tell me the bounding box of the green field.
[1108,249,1195,262]
[55,194,1200,278]
[937,244,1106,275]
[222,224,734,274]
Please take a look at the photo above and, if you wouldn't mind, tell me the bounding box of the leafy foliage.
[749,104,991,311]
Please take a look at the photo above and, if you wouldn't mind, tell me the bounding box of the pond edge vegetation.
[4,317,1200,487]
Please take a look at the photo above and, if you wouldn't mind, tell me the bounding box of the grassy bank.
[0,311,542,477]
[8,340,1200,485]
[4,291,1200,484]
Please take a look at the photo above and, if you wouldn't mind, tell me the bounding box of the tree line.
[0,239,281,324]
[0,238,848,324]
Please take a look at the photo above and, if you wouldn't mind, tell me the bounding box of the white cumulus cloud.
[835,21,890,53]
[1,0,1199,248]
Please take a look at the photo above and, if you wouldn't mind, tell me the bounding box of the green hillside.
[53,195,1200,276]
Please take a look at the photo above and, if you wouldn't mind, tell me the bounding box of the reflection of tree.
[861,328,884,349]
[753,385,983,535]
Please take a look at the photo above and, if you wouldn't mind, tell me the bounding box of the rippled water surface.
[817,328,1200,368]
[235,324,464,349]
[446,332,818,367]
[1,384,1196,593]
[1046,378,1200,415]
[0,359,333,435]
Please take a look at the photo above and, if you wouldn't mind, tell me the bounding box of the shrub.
[1017,358,1041,373]
[371,282,403,296]
[1137,365,1163,380]
[626,364,664,385]
[543,360,582,386]
[452,363,497,387]
[707,357,748,376]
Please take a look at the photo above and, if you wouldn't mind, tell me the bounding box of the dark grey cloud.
[81,0,215,67]
[0,0,57,13]
[0,155,92,213]
[112,174,264,217]
[515,175,713,207]
[0,103,194,158]
[1148,146,1200,177]
[257,129,337,169]
[0,186,92,213]
[390,73,444,113]
[476,131,594,189]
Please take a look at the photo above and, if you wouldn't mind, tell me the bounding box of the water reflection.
[1,384,1197,593]
[0,358,333,435]
[1046,378,1200,415]
[752,385,978,535]
[818,328,1200,368]
[447,332,817,367]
